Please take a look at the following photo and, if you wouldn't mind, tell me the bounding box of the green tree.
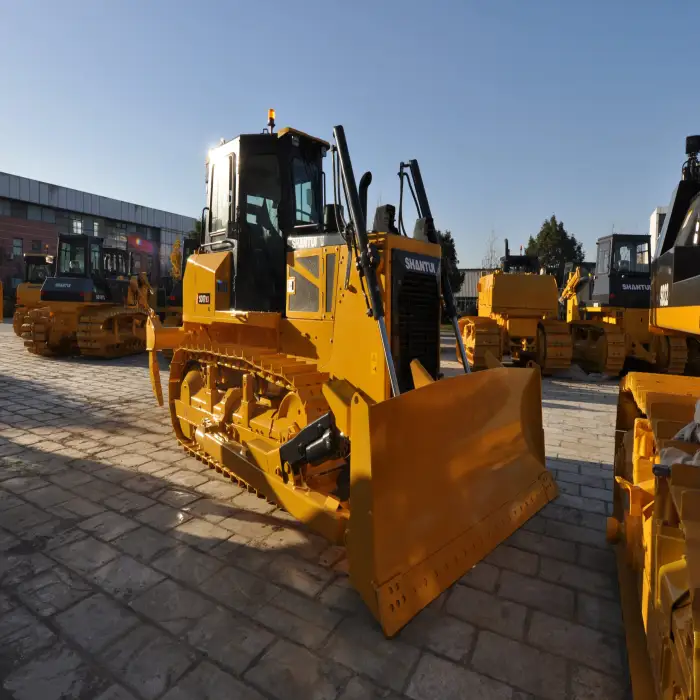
[437,230,466,292]
[188,219,202,240]
[525,215,584,285]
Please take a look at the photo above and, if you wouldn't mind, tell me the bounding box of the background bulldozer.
[22,233,151,358]
[12,252,55,336]
[155,237,198,327]
[147,114,558,636]
[609,136,700,699]
[560,233,686,376]
[457,242,572,373]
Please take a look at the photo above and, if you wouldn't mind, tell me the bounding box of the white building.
[649,206,668,258]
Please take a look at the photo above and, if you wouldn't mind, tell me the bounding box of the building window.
[0,199,10,217]
[31,240,42,252]
[28,205,42,221]
[12,239,23,259]
[94,221,100,237]
[73,219,83,235]
[42,208,55,224]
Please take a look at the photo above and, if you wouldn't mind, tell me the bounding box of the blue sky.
[1,0,698,266]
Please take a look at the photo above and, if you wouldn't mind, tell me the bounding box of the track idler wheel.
[457,317,502,370]
[652,335,687,375]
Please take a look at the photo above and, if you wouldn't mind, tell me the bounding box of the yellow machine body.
[458,270,572,373]
[22,274,151,358]
[610,374,700,700]
[610,140,700,698]
[12,282,44,336]
[149,231,557,636]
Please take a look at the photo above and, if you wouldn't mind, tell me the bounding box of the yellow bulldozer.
[12,252,55,336]
[608,135,700,699]
[22,233,152,358]
[146,114,558,636]
[457,242,572,373]
[560,233,687,376]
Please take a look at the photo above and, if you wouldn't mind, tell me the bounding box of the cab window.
[596,243,610,274]
[58,240,87,277]
[613,241,649,273]
[210,155,234,234]
[292,157,321,226]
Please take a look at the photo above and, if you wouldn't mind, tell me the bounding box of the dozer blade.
[347,366,557,637]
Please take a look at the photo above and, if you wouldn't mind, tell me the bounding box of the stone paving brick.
[246,639,352,700]
[0,614,56,675]
[152,544,224,588]
[539,556,617,599]
[471,630,567,700]
[507,528,577,563]
[571,664,629,699]
[577,592,625,635]
[0,502,53,533]
[498,570,575,620]
[94,685,139,700]
[544,519,607,549]
[406,652,512,700]
[157,488,202,508]
[121,474,165,494]
[338,676,403,700]
[53,495,105,518]
[541,503,608,533]
[55,593,140,653]
[78,510,140,541]
[16,567,93,617]
[0,550,54,587]
[200,564,280,613]
[2,642,109,700]
[267,553,335,597]
[135,502,192,531]
[21,484,74,508]
[232,489,278,514]
[578,543,617,574]
[89,555,164,601]
[162,661,266,700]
[528,610,623,675]
[101,625,196,700]
[319,578,366,615]
[446,584,527,640]
[130,578,216,635]
[401,607,476,662]
[188,606,275,673]
[0,490,25,511]
[459,561,500,591]
[194,479,244,500]
[485,544,538,576]
[172,517,232,551]
[322,616,421,692]
[103,490,156,514]
[113,525,179,562]
[52,535,120,573]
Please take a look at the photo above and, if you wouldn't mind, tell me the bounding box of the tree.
[526,215,584,285]
[170,239,183,281]
[437,230,465,292]
[187,220,202,241]
[481,229,500,269]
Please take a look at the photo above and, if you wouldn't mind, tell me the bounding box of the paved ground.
[0,321,628,700]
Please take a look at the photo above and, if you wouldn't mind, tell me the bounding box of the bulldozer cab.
[500,239,539,273]
[592,234,650,309]
[650,136,700,329]
[204,128,328,313]
[23,253,54,284]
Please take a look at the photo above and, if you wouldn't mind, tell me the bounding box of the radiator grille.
[393,271,440,392]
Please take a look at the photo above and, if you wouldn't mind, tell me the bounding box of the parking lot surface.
[0,322,627,699]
